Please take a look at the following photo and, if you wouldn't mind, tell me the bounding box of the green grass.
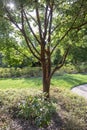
[0,73,87,90]
[51,73,87,89]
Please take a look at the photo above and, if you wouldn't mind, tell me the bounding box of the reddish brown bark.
[41,43,51,98]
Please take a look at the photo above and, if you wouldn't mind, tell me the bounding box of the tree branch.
[21,7,40,56]
[43,4,48,39]
[12,45,31,60]
[22,30,41,61]
[23,10,41,45]
[48,1,54,43]
[28,13,38,25]
[72,21,87,30]
[51,16,80,55]
[51,19,67,34]
[35,1,43,42]
[50,0,85,55]
[50,46,70,79]
[21,4,24,31]
[4,7,41,61]
[21,10,41,57]
[5,8,22,32]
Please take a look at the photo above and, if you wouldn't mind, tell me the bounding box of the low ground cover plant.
[18,94,56,127]
[0,88,87,130]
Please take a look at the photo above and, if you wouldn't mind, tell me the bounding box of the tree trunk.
[41,44,51,98]
[42,73,50,98]
[41,53,51,98]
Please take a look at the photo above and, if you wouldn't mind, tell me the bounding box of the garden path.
[71,84,87,99]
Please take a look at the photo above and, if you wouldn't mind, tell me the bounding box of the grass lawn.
[0,73,87,90]
[51,73,87,89]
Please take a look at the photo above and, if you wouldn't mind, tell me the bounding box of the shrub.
[75,62,87,73]
[18,94,56,127]
[0,67,42,78]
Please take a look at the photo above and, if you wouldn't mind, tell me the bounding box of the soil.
[0,113,64,130]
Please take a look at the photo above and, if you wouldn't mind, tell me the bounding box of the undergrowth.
[0,88,87,129]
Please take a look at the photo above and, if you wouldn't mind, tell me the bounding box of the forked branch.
[50,46,70,79]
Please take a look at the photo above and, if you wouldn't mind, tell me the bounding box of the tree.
[67,26,87,64]
[0,16,34,67]
[69,46,87,64]
[0,0,87,97]
[0,36,34,68]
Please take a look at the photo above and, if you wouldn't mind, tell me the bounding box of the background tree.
[67,26,87,65]
[0,16,35,67]
[0,0,87,97]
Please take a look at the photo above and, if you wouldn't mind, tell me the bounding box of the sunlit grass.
[51,73,87,89]
[0,74,87,90]
[0,77,42,90]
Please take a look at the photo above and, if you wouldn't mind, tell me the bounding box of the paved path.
[71,84,87,99]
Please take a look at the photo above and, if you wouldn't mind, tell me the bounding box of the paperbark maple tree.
[0,0,87,97]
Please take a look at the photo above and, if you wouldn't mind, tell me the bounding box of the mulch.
[0,113,63,130]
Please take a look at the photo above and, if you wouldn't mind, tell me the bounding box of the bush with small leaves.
[18,94,56,127]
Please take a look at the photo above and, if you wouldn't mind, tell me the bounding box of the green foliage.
[0,67,42,78]
[52,49,62,65]
[18,94,56,127]
[63,64,77,74]
[0,37,34,68]
[0,62,87,78]
[69,46,87,64]
[75,62,87,73]
[0,0,87,81]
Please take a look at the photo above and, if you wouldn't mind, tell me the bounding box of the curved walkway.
[71,84,87,99]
